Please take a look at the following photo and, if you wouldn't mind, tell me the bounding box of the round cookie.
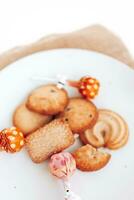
[80,109,129,150]
[58,97,98,134]
[26,84,68,115]
[26,84,69,115]
[13,103,52,135]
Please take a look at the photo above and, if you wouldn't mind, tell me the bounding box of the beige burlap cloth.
[0,25,134,70]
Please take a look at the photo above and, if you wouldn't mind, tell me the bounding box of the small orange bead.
[0,127,25,153]
[79,76,100,99]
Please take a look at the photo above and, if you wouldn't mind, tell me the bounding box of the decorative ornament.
[0,127,25,153]
[49,152,82,200]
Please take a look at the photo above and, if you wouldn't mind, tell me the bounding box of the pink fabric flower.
[49,152,76,180]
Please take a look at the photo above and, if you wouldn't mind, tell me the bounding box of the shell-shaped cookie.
[72,144,111,171]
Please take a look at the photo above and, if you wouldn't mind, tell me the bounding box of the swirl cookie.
[72,144,111,171]
[80,109,129,150]
[26,84,69,115]
[13,103,52,135]
[58,97,98,134]
[26,119,74,163]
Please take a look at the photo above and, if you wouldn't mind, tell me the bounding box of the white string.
[31,76,57,82]
[31,74,68,89]
[63,180,82,200]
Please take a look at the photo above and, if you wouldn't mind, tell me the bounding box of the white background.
[0,2,134,200]
[0,0,134,56]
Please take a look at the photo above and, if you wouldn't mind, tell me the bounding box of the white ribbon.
[63,180,82,200]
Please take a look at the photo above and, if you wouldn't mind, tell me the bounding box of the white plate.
[0,49,134,200]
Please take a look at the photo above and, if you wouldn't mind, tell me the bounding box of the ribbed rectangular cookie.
[26,119,74,163]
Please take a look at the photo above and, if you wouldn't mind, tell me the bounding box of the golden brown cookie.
[26,84,69,115]
[72,144,111,171]
[13,103,52,136]
[25,119,74,163]
[58,97,98,134]
[80,109,129,150]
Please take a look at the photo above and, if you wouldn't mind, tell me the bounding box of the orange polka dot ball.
[0,127,25,153]
[79,76,100,100]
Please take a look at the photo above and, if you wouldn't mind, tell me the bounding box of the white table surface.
[0,0,134,56]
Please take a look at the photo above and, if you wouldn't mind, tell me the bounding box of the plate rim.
[0,48,134,75]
